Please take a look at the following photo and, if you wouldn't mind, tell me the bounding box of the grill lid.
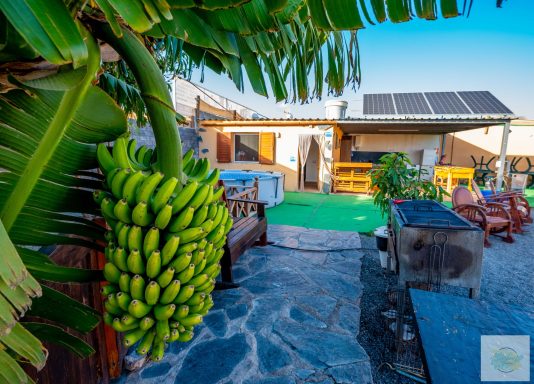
[393,200,476,229]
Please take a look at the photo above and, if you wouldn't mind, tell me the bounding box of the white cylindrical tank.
[325,100,348,119]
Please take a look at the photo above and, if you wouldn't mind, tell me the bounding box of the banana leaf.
[24,322,95,358]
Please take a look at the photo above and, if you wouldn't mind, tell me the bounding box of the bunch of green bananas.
[94,136,231,361]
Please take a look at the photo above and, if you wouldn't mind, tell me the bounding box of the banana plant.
[0,0,502,379]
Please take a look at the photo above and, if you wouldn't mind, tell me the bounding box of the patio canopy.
[201,116,512,135]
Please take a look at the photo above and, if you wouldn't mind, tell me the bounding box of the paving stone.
[301,268,360,301]
[245,297,286,332]
[325,363,373,384]
[243,268,320,297]
[173,334,250,384]
[123,350,148,372]
[203,310,228,337]
[256,334,292,373]
[274,321,369,368]
[337,304,361,334]
[212,289,247,310]
[289,306,327,329]
[244,377,296,384]
[140,362,171,379]
[291,250,327,265]
[226,303,249,320]
[326,260,362,276]
[294,296,337,321]
[294,369,315,380]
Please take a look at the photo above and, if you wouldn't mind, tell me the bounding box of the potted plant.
[368,152,448,269]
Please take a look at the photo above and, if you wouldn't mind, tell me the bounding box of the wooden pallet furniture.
[433,165,475,194]
[218,181,268,286]
[332,162,373,193]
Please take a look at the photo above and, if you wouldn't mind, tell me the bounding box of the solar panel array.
[363,91,513,115]
[363,94,396,114]
[457,91,513,114]
[393,93,432,114]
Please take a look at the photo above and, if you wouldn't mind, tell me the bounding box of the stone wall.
[130,124,199,157]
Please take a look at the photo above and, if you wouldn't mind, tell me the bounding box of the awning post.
[495,122,511,192]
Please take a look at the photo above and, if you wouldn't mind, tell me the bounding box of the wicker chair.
[452,186,514,247]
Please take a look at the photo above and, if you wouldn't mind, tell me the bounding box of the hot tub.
[219,170,285,208]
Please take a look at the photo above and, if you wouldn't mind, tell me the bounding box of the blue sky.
[192,1,534,119]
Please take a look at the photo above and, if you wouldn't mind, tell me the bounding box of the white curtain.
[298,135,313,191]
[314,134,326,192]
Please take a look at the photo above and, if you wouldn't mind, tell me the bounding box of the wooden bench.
[218,181,268,286]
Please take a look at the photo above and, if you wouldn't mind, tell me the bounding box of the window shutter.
[259,132,275,165]
[217,132,232,163]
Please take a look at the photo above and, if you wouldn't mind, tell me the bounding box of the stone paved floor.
[118,225,372,384]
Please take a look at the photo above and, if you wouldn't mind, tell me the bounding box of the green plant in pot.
[368,152,448,218]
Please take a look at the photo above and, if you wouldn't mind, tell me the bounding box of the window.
[234,133,259,162]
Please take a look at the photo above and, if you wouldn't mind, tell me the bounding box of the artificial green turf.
[266,188,534,233]
[266,192,385,233]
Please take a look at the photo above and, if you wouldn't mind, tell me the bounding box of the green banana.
[151,340,165,361]
[172,305,189,320]
[139,316,156,331]
[182,148,194,169]
[122,170,146,206]
[111,168,132,199]
[203,242,214,258]
[156,267,175,288]
[179,314,203,327]
[114,221,126,238]
[198,295,214,316]
[206,203,218,220]
[101,197,118,220]
[211,186,225,203]
[127,225,143,252]
[146,250,162,279]
[191,158,210,181]
[132,201,154,227]
[174,227,204,244]
[113,137,134,170]
[93,190,110,206]
[121,314,138,326]
[145,281,161,305]
[155,204,173,229]
[152,177,178,213]
[116,292,132,311]
[178,330,194,342]
[177,264,195,284]
[136,329,156,355]
[171,180,198,214]
[224,216,233,234]
[200,218,214,233]
[188,273,208,288]
[143,227,160,257]
[176,242,198,255]
[196,278,215,293]
[96,143,117,175]
[112,317,138,332]
[202,263,220,278]
[159,280,181,304]
[118,273,131,293]
[197,239,208,251]
[123,328,147,347]
[130,274,146,300]
[173,284,195,305]
[127,249,145,274]
[135,146,149,166]
[155,319,170,340]
[191,249,205,266]
[154,303,176,320]
[104,298,122,316]
[103,312,114,325]
[128,299,152,318]
[103,262,121,283]
[117,223,131,248]
[100,284,117,296]
[206,225,224,243]
[202,185,214,207]
[161,235,180,266]
[211,204,225,229]
[168,206,195,232]
[188,184,210,209]
[186,292,206,306]
[190,205,208,227]
[168,329,180,342]
[143,148,154,167]
[189,302,204,313]
[112,247,129,272]
[214,237,226,250]
[105,168,121,190]
[203,168,220,186]
[170,252,192,273]
[207,263,221,279]
[183,157,196,175]
[189,158,205,177]
[107,293,119,309]
[136,172,164,205]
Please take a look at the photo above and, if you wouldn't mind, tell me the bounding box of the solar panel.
[363,93,396,114]
[424,92,471,114]
[457,91,513,114]
[393,93,432,114]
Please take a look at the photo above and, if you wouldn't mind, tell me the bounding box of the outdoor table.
[333,162,373,193]
[410,289,534,384]
[433,165,475,194]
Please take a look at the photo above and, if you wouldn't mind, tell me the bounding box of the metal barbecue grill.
[389,199,484,297]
